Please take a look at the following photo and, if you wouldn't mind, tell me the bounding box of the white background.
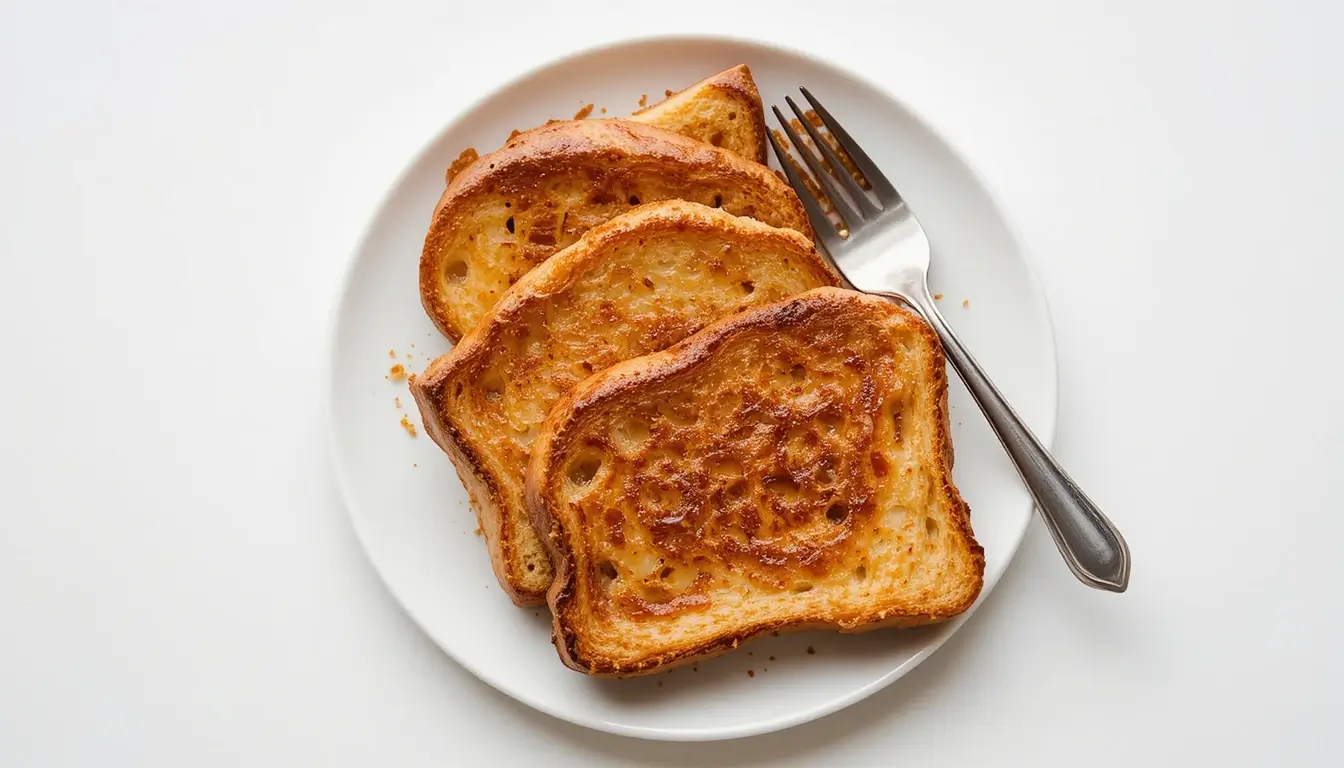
[2,0,1341,764]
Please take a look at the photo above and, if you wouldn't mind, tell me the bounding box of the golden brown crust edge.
[630,64,768,164]
[417,202,837,606]
[419,119,812,342]
[525,287,985,676]
[410,361,545,606]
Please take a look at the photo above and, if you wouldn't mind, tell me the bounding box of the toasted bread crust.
[527,288,984,676]
[629,64,768,163]
[420,120,811,341]
[414,202,840,605]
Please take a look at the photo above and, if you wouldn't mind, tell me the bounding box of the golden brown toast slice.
[411,201,839,604]
[419,120,810,341]
[526,287,985,675]
[627,65,768,163]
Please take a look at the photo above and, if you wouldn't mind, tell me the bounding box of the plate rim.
[322,31,1060,741]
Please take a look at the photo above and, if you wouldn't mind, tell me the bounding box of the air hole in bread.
[443,259,468,282]
[453,382,464,398]
[713,194,723,208]
[790,364,806,381]
[599,561,618,581]
[792,582,813,593]
[611,418,652,454]
[591,191,618,205]
[725,479,747,498]
[659,566,675,579]
[527,563,535,572]
[642,277,655,290]
[813,461,836,485]
[567,453,602,487]
[504,201,511,208]
[826,504,848,523]
[924,517,940,538]
[505,216,515,234]
[528,228,556,247]
[728,112,737,121]
[818,410,843,432]
[710,130,724,146]
[871,452,889,478]
[740,280,755,294]
[764,476,800,499]
[855,564,868,581]
[580,361,594,374]
[481,372,504,402]
[628,195,640,205]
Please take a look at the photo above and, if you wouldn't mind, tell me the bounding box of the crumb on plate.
[963,299,970,307]
[399,414,417,437]
[573,103,594,120]
[638,93,648,108]
[934,294,944,300]
[394,396,402,409]
[806,645,816,655]
[389,364,407,381]
[747,670,755,677]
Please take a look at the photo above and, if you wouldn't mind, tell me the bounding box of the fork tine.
[766,127,845,254]
[799,87,899,203]
[771,105,863,230]
[784,96,882,219]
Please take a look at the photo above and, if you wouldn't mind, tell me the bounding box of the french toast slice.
[526,287,985,675]
[627,65,768,164]
[412,201,840,604]
[419,120,811,341]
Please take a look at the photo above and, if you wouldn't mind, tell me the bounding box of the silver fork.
[769,89,1130,592]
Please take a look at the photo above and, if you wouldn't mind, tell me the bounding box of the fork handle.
[880,287,1131,592]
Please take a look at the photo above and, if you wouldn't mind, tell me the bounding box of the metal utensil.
[768,88,1130,592]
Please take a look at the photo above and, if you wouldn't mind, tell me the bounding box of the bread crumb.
[768,655,776,661]
[806,645,816,655]
[934,294,944,300]
[963,299,970,307]
[389,364,407,381]
[388,349,396,359]
[412,463,418,468]
[444,147,479,185]
[771,631,780,637]
[394,396,402,409]
[657,680,663,687]
[600,106,606,114]
[399,414,418,437]
[574,103,594,120]
[638,93,648,107]
[747,651,753,656]
[665,89,674,97]
[408,372,417,385]
[474,527,482,536]
[747,670,755,677]
[409,343,415,348]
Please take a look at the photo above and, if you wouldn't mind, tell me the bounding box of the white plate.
[325,35,1057,741]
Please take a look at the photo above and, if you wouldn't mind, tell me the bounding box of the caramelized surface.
[531,288,983,674]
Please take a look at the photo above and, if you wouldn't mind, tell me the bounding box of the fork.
[768,89,1130,592]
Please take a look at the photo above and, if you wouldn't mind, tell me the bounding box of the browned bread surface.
[526,287,984,675]
[628,64,768,163]
[411,202,839,604]
[419,119,810,341]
